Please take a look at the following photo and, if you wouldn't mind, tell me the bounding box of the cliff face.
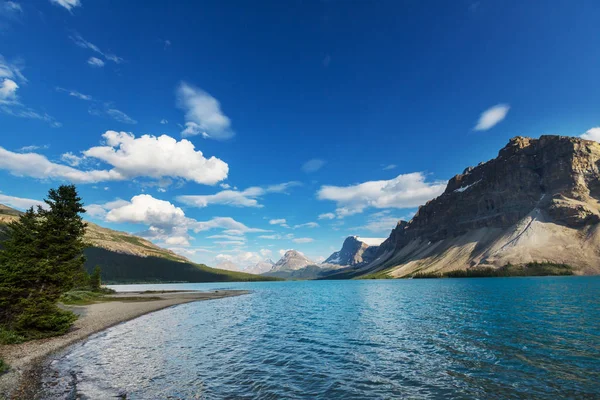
[325,236,383,266]
[361,135,600,277]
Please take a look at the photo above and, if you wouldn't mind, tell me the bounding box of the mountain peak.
[360,135,600,277]
[270,250,313,271]
[324,235,383,266]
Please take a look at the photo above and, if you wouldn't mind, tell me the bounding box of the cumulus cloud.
[474,104,510,131]
[177,82,233,140]
[103,194,265,246]
[50,0,80,11]
[317,172,446,217]
[83,131,228,185]
[0,131,229,185]
[160,119,168,124]
[318,212,335,220]
[581,127,600,142]
[85,199,130,219]
[87,57,104,68]
[0,192,46,210]
[176,181,300,208]
[302,159,325,173]
[0,78,18,104]
[0,146,122,183]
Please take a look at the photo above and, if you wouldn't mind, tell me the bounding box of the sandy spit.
[0,289,249,399]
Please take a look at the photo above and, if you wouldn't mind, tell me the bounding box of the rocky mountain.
[0,205,274,283]
[336,135,600,278]
[269,250,314,272]
[263,250,346,279]
[324,236,384,266]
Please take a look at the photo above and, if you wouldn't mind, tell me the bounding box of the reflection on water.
[40,278,600,399]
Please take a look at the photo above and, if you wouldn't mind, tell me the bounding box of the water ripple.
[39,278,600,399]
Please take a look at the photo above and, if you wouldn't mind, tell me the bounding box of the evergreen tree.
[90,266,102,291]
[0,185,87,337]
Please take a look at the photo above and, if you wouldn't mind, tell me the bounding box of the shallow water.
[41,278,600,399]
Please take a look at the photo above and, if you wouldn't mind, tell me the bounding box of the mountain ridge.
[332,135,600,278]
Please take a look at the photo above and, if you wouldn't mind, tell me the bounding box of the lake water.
[40,278,600,399]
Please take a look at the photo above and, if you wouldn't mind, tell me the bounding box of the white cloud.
[87,57,104,68]
[0,106,61,127]
[0,131,229,185]
[56,87,93,101]
[317,172,446,217]
[214,251,264,271]
[260,249,272,257]
[581,127,600,142]
[0,193,46,210]
[61,151,84,166]
[0,55,60,127]
[176,181,300,208]
[318,212,335,220]
[70,33,123,64]
[83,131,228,185]
[269,218,287,226]
[293,237,314,243]
[164,236,190,246]
[302,159,325,173]
[160,119,168,124]
[19,144,48,152]
[293,222,318,229]
[382,164,397,170]
[0,78,18,103]
[177,82,233,140]
[0,146,121,183]
[474,104,510,131]
[104,108,137,124]
[104,195,264,248]
[50,0,80,11]
[0,54,26,83]
[85,199,129,219]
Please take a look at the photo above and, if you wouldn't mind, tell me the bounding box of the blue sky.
[1,0,600,270]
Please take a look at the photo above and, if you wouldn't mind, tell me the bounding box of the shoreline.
[0,289,249,400]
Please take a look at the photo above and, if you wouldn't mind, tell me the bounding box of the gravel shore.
[0,289,249,399]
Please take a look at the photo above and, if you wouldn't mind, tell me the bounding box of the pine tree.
[0,185,87,337]
[90,266,102,291]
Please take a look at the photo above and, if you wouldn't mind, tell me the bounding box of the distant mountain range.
[327,135,600,278]
[0,205,276,283]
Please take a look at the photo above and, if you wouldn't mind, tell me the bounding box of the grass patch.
[411,262,574,279]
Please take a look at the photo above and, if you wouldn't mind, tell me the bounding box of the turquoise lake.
[41,277,600,399]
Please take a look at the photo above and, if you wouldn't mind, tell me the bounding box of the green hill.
[0,204,277,283]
